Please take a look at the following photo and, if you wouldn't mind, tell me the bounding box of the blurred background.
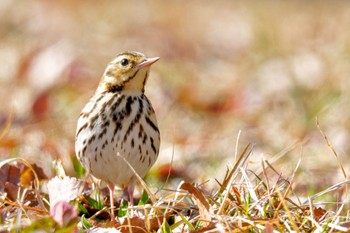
[0,0,349,196]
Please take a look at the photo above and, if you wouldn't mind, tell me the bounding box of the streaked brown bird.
[75,51,160,220]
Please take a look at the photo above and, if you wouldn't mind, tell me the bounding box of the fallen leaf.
[181,182,211,227]
[32,91,49,121]
[180,182,210,211]
[20,163,48,187]
[119,212,172,233]
[0,164,20,190]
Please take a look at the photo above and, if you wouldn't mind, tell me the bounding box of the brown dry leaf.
[313,207,327,221]
[119,216,147,233]
[0,138,17,149]
[119,212,172,233]
[156,163,187,182]
[0,163,47,201]
[32,91,50,121]
[86,216,120,228]
[4,181,19,201]
[232,186,242,206]
[0,164,20,188]
[147,212,173,232]
[181,182,210,211]
[181,182,211,226]
[0,164,20,200]
[19,163,48,187]
[264,223,274,233]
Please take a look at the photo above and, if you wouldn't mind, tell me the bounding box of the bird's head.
[98,51,159,93]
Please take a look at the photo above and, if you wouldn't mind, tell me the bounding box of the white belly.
[75,92,160,187]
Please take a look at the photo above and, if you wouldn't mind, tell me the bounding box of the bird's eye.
[120,59,129,67]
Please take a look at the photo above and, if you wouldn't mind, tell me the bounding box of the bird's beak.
[136,57,160,69]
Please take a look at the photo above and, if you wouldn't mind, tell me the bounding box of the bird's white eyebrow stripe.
[111,55,128,64]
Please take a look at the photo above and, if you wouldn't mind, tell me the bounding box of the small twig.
[303,179,350,204]
[316,118,347,179]
[1,198,48,214]
[234,130,242,163]
[0,110,14,142]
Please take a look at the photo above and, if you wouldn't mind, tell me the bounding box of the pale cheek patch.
[104,75,115,83]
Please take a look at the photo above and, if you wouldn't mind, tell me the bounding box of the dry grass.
[0,140,349,232]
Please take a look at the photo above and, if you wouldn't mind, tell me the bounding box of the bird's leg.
[122,185,135,206]
[107,184,115,221]
[123,178,136,206]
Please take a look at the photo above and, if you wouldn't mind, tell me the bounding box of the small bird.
[75,51,160,220]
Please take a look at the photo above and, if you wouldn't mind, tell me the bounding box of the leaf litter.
[0,139,349,232]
